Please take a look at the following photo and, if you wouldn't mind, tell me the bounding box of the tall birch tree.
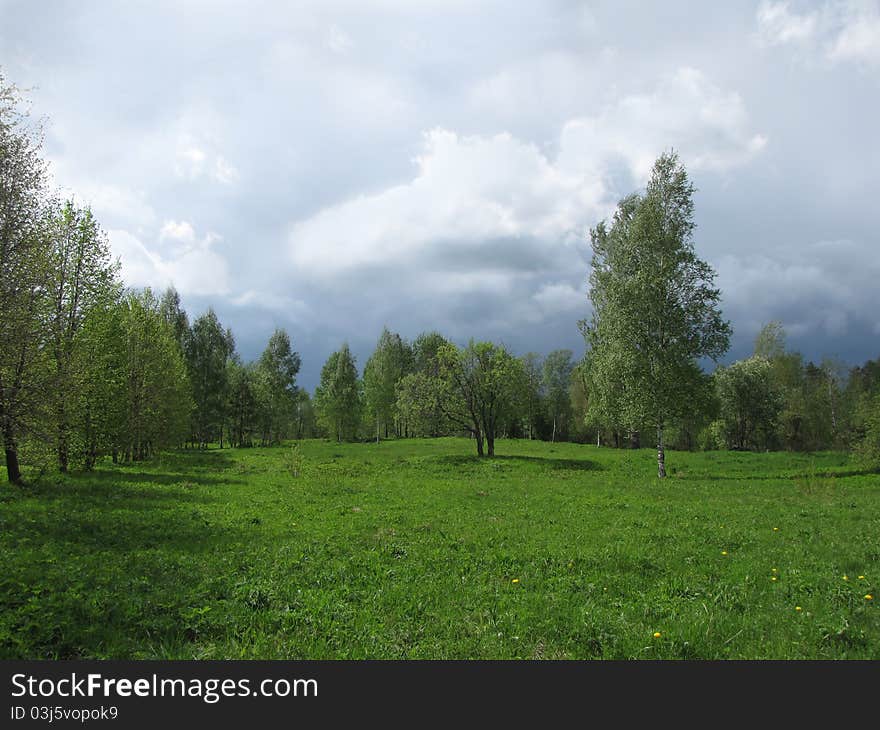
[584,152,730,477]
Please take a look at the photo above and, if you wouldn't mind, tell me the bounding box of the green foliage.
[364,328,412,440]
[0,72,52,482]
[119,290,193,459]
[315,343,362,442]
[437,340,525,456]
[543,349,574,442]
[714,356,784,450]
[584,151,730,476]
[2,439,877,659]
[855,393,880,469]
[46,198,122,471]
[255,328,301,444]
[185,309,234,447]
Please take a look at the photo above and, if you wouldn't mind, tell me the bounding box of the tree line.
[0,74,315,483]
[2,72,878,484]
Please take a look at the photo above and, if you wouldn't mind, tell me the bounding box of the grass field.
[1,438,878,659]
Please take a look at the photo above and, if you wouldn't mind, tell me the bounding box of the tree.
[314,343,362,441]
[159,285,190,352]
[543,349,574,442]
[185,309,234,448]
[520,352,543,440]
[118,289,192,461]
[855,392,880,469]
[255,328,301,444]
[227,359,258,447]
[46,199,121,471]
[436,340,523,457]
[0,72,52,483]
[584,152,731,477]
[364,328,412,441]
[714,356,783,450]
[405,331,452,437]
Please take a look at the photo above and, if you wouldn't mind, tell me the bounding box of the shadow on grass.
[433,454,602,472]
[672,466,879,482]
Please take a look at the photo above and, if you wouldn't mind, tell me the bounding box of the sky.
[1,0,878,389]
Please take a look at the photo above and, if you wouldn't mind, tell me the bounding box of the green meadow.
[1,438,878,659]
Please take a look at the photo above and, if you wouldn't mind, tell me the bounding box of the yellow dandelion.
[721,551,728,556]
[773,527,779,531]
[795,606,802,612]
[653,632,662,638]
[843,575,848,581]
[858,575,865,580]
[771,576,777,581]
[511,578,519,584]
[772,568,778,573]
[866,595,874,601]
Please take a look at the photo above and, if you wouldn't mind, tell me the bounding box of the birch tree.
[0,73,51,483]
[47,200,120,471]
[584,152,730,477]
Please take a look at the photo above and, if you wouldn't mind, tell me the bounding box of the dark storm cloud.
[1,0,877,388]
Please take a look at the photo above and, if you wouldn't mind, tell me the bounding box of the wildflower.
[721,551,728,556]
[771,576,777,582]
[858,575,865,580]
[511,579,519,584]
[653,632,662,638]
[772,568,777,573]
[795,606,802,612]
[843,575,848,581]
[773,527,779,531]
[866,595,873,601]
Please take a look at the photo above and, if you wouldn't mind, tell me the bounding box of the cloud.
[756,0,880,66]
[327,24,353,53]
[289,67,765,284]
[231,290,313,321]
[159,220,196,244]
[717,239,880,340]
[174,133,239,184]
[559,67,767,183]
[109,224,231,297]
[289,127,604,280]
[756,1,818,45]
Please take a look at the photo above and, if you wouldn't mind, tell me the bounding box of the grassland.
[1,438,878,659]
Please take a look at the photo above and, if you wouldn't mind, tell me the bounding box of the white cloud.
[559,67,767,183]
[827,2,880,65]
[109,224,231,297]
[327,24,353,53]
[283,68,765,338]
[58,183,156,231]
[289,127,602,280]
[756,0,880,67]
[289,67,765,285]
[756,1,818,45]
[174,133,239,184]
[159,220,196,244]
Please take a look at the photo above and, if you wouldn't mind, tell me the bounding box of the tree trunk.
[657,425,666,479]
[486,433,495,457]
[58,409,69,473]
[551,417,556,443]
[4,429,22,484]
[474,428,484,457]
